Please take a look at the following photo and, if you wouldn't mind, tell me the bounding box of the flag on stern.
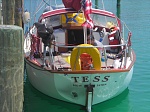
[81,0,93,28]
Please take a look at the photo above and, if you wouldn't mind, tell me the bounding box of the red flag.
[62,0,82,11]
[62,0,73,8]
[81,0,93,28]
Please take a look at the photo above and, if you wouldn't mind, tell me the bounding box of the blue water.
[24,0,150,112]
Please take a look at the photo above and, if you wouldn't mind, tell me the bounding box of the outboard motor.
[34,22,55,67]
[34,22,54,46]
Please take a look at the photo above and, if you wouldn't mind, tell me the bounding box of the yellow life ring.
[70,44,101,71]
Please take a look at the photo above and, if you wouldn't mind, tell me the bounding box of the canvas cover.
[62,0,82,11]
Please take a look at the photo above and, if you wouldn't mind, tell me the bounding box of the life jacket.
[80,53,93,70]
[108,26,120,49]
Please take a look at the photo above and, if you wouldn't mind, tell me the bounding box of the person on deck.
[87,34,108,62]
[87,34,103,49]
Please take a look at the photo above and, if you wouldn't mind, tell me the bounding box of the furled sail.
[62,0,82,11]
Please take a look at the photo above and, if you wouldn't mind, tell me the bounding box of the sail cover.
[62,0,82,11]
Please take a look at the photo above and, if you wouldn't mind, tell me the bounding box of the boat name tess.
[71,76,110,83]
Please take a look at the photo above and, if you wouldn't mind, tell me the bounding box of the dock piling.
[0,25,24,112]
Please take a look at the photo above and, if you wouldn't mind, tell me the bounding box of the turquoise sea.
[24,0,150,112]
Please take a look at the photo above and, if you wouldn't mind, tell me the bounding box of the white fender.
[23,11,30,24]
[30,26,37,35]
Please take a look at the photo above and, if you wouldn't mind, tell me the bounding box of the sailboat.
[24,0,136,111]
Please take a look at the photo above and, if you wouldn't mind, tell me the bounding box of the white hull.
[24,6,136,111]
[25,59,133,106]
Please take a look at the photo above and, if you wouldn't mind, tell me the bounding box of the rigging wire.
[35,0,44,12]
[49,0,51,6]
[43,0,50,6]
[91,0,105,10]
[55,0,57,6]
[101,0,105,10]
[31,0,49,23]
[33,0,43,23]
